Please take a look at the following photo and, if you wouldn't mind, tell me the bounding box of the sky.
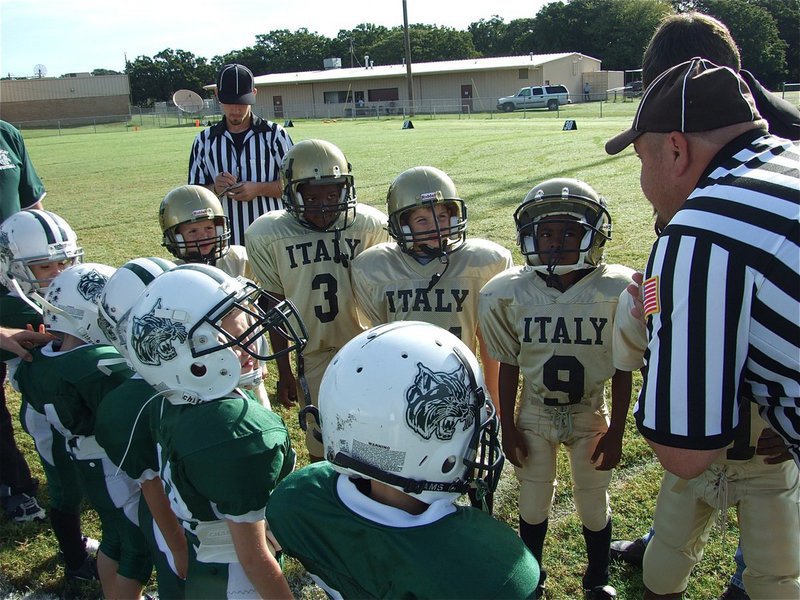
[1,0,554,78]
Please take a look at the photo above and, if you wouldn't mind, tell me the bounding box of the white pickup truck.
[497,84,571,112]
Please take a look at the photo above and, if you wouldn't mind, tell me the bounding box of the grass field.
[1,104,745,599]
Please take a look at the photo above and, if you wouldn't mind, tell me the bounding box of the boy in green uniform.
[267,321,540,598]
[126,263,307,599]
[0,209,98,580]
[15,263,152,598]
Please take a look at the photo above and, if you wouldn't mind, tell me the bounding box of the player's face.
[298,183,343,230]
[220,308,256,375]
[177,219,217,257]
[408,204,451,250]
[29,260,71,289]
[536,217,583,265]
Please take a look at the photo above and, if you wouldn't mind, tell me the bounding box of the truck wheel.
[547,100,559,111]
[502,103,515,112]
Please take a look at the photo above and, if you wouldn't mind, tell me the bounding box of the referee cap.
[216,64,256,105]
[605,57,761,155]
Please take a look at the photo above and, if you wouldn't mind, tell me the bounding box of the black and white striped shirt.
[635,130,800,465]
[188,115,293,245]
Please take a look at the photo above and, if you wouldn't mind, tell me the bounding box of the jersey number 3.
[312,273,339,323]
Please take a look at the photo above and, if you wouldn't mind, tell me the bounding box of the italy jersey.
[175,244,253,280]
[245,204,388,356]
[267,462,540,599]
[479,263,634,410]
[351,238,512,353]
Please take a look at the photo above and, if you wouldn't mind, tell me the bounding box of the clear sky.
[1,0,554,78]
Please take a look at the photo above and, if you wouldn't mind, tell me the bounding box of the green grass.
[1,106,743,599]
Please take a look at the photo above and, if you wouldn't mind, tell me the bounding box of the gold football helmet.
[159,185,231,263]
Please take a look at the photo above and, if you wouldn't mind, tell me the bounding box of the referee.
[606,58,800,478]
[188,64,293,246]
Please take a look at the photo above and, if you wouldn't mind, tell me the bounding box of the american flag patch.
[643,276,660,317]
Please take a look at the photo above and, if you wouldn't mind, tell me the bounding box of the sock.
[583,519,612,589]
[520,516,548,589]
[49,507,89,570]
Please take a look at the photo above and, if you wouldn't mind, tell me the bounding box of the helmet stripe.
[28,210,63,245]
[122,260,166,285]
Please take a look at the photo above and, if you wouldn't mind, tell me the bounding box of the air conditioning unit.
[323,58,342,70]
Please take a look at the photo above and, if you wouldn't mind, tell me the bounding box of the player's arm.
[476,326,500,415]
[591,369,632,471]
[141,477,188,579]
[227,519,293,599]
[499,362,527,467]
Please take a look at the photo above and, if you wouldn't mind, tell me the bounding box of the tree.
[329,23,392,67]
[368,24,477,65]
[126,49,214,107]
[91,68,121,76]
[469,16,511,56]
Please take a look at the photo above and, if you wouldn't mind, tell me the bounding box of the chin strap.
[7,279,44,315]
[422,249,450,292]
[332,228,349,268]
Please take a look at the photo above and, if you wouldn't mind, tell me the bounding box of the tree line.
[113,0,796,107]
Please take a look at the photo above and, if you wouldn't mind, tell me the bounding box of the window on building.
[367,88,399,102]
[518,68,528,79]
[323,91,352,104]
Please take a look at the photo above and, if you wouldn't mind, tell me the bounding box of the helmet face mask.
[282,139,357,232]
[127,264,308,404]
[387,167,467,256]
[318,321,504,505]
[160,185,231,263]
[514,178,612,275]
[0,209,83,297]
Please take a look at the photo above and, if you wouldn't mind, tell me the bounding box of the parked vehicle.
[497,85,571,112]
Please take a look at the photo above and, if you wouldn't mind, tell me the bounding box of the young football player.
[478,178,636,599]
[245,139,388,461]
[125,263,307,600]
[0,209,99,580]
[93,256,188,599]
[350,166,512,410]
[160,184,270,408]
[266,321,540,598]
[14,263,153,598]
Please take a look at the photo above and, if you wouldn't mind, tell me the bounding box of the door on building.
[273,96,284,119]
[461,85,473,113]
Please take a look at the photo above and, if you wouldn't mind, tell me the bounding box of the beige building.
[207,53,609,119]
[0,74,130,124]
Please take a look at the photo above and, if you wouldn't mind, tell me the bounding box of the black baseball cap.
[216,64,256,105]
[605,57,761,155]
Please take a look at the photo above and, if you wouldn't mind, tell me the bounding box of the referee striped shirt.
[635,130,800,465]
[188,115,293,246]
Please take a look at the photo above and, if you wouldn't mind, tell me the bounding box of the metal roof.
[205,53,598,89]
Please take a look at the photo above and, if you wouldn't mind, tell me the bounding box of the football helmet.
[160,185,231,263]
[281,139,356,232]
[386,166,467,256]
[0,209,83,297]
[41,263,116,345]
[316,321,503,504]
[97,257,176,359]
[514,178,611,274]
[126,264,308,404]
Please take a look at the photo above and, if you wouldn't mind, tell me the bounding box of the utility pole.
[402,0,414,117]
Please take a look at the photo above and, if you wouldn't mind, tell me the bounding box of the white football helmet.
[0,209,83,296]
[97,257,176,359]
[126,264,308,404]
[42,263,115,345]
[514,178,611,275]
[386,166,467,256]
[316,321,503,504]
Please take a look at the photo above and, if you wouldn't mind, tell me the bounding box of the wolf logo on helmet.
[405,362,474,441]
[77,270,108,302]
[130,299,188,367]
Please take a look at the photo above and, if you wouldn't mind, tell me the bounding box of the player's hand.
[501,422,528,468]
[213,172,238,196]
[226,181,258,202]
[757,427,792,464]
[591,429,623,471]
[276,378,298,409]
[626,271,645,321]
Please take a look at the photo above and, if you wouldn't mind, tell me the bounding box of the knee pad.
[519,480,555,524]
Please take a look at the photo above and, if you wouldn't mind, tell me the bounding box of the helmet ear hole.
[442,455,457,474]
[191,363,207,377]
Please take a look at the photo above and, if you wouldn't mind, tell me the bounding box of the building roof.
[205,53,599,90]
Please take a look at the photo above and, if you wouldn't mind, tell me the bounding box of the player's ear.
[252,88,258,98]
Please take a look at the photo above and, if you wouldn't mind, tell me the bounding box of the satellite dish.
[33,64,47,78]
[172,89,204,114]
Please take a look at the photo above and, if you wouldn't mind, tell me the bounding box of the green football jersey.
[351,238,512,353]
[14,342,132,436]
[267,462,540,599]
[152,393,295,527]
[479,263,634,410]
[0,293,42,362]
[245,204,388,356]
